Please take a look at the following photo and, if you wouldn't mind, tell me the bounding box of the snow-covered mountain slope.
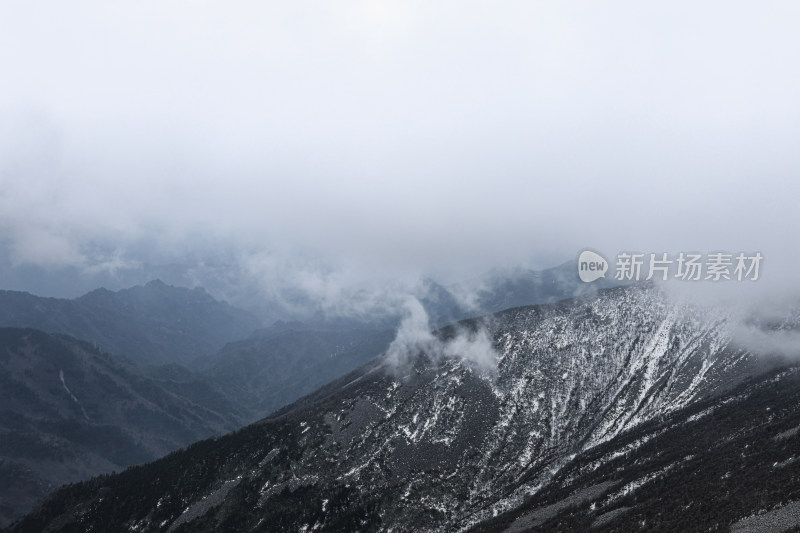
[472,365,800,532]
[7,284,793,533]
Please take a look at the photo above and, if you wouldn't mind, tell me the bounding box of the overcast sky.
[1,1,799,308]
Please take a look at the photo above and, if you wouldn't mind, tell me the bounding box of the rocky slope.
[5,284,794,532]
[471,365,800,532]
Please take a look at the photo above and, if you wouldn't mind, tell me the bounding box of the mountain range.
[0,280,261,367]
[0,328,245,527]
[6,284,797,532]
[0,263,620,527]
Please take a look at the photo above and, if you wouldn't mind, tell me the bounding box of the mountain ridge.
[0,281,261,367]
[6,284,792,532]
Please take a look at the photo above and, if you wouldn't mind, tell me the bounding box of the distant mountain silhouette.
[0,328,246,527]
[0,280,261,366]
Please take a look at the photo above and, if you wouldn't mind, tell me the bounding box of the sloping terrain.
[471,366,800,532]
[204,325,395,421]
[0,328,246,527]
[200,261,621,422]
[5,284,792,532]
[451,260,622,320]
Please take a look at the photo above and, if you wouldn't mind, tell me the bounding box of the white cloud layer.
[385,296,499,373]
[1,1,799,305]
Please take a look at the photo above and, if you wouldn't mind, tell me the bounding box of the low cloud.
[1,2,800,320]
[726,300,800,359]
[732,326,800,359]
[385,297,499,375]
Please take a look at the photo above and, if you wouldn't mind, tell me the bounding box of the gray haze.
[1,1,799,316]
